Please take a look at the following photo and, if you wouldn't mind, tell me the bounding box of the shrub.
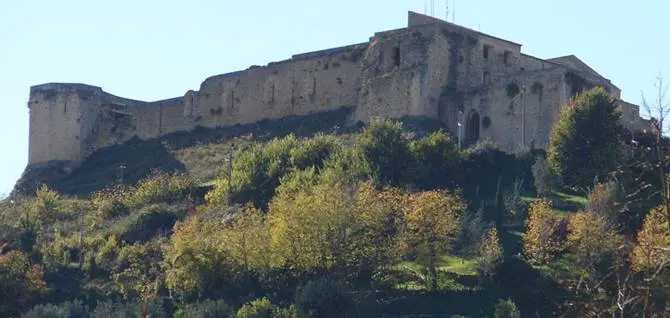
[493,298,521,318]
[586,180,622,229]
[477,227,503,282]
[531,155,557,197]
[126,171,195,207]
[0,251,47,316]
[410,130,460,189]
[90,300,140,318]
[294,278,351,318]
[357,118,414,187]
[110,204,182,244]
[235,297,296,318]
[454,208,485,256]
[22,300,89,318]
[174,299,233,318]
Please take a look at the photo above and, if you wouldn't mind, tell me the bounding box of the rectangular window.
[504,51,511,65]
[483,45,491,59]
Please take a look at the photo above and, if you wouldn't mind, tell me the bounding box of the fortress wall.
[158,97,191,136]
[28,84,103,164]
[355,27,437,122]
[465,67,568,152]
[132,100,165,139]
[521,54,556,71]
[194,45,364,129]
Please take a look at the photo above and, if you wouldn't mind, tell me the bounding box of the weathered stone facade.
[26,11,650,167]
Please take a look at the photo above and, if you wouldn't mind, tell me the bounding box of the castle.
[27,11,650,169]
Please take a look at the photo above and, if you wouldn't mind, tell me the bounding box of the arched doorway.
[465,111,480,143]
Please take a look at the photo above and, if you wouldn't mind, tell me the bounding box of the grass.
[438,255,478,276]
[552,191,587,205]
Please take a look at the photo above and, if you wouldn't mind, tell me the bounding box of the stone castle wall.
[26,11,650,167]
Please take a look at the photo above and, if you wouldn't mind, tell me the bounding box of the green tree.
[410,130,460,189]
[357,118,414,187]
[493,298,521,318]
[548,87,624,190]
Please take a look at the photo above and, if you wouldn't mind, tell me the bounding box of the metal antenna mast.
[452,0,456,22]
[445,0,449,21]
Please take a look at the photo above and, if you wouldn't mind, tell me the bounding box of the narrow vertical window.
[504,51,511,66]
[63,102,67,113]
[393,46,401,67]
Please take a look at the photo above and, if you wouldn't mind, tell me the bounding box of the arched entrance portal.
[465,111,480,144]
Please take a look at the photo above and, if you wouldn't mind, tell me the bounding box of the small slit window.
[504,51,511,65]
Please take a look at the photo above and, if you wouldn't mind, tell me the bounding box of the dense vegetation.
[2,87,670,317]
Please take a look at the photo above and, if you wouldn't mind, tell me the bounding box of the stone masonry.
[26,11,650,168]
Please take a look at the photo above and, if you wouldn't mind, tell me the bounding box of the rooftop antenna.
[424,0,427,15]
[452,0,456,22]
[445,0,449,21]
[431,0,434,17]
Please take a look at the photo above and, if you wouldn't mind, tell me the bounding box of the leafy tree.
[112,242,163,300]
[585,180,622,230]
[357,118,414,187]
[164,215,232,297]
[631,205,670,273]
[567,211,618,272]
[410,130,460,189]
[0,251,47,316]
[294,278,351,318]
[22,300,89,318]
[548,87,624,190]
[174,299,233,318]
[522,199,564,265]
[531,155,557,197]
[493,298,521,318]
[402,189,464,290]
[267,177,357,273]
[235,297,296,318]
[477,227,503,282]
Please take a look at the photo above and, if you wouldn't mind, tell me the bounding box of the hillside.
[2,87,669,317]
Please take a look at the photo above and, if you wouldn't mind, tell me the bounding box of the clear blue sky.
[0,0,668,196]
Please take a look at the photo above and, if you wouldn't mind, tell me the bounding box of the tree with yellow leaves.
[403,189,464,290]
[631,205,670,273]
[522,199,564,265]
[568,211,618,271]
[477,227,503,282]
[164,215,230,297]
[267,177,356,274]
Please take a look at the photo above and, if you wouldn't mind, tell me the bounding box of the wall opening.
[392,46,401,67]
[64,102,67,113]
[466,111,480,143]
[504,51,511,66]
[531,82,544,103]
[483,45,491,59]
